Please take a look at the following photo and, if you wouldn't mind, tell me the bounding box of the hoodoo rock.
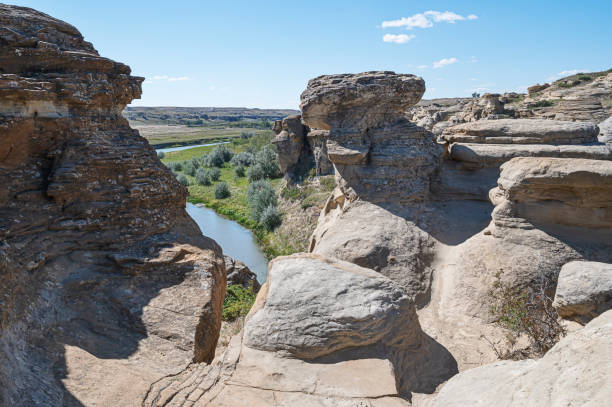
[0,5,225,406]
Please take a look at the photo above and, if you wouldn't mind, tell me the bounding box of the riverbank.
[159,138,334,259]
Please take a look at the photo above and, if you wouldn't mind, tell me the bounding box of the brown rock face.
[0,5,225,406]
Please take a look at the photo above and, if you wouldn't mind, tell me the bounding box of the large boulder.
[553,261,612,322]
[271,114,314,181]
[0,5,225,406]
[143,254,458,405]
[432,310,612,407]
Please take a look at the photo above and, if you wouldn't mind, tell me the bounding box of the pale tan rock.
[553,261,612,322]
[432,310,612,407]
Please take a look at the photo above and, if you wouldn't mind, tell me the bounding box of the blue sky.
[15,0,612,108]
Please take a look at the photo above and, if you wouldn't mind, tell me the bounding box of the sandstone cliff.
[0,5,225,406]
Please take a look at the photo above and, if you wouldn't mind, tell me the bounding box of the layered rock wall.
[0,5,225,406]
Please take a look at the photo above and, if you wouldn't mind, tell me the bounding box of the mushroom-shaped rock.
[300,71,425,130]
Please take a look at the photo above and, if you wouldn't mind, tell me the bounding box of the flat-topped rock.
[441,118,599,144]
[449,142,612,167]
[300,71,425,130]
[553,261,612,322]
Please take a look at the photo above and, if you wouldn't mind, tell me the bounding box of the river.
[155,143,269,283]
[186,204,268,283]
[156,141,229,154]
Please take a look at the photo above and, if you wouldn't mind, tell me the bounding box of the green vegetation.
[222,284,258,321]
[176,173,189,186]
[214,182,231,199]
[488,271,565,359]
[247,180,278,222]
[529,99,555,108]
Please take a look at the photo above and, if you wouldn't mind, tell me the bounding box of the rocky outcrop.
[553,261,612,323]
[224,255,260,291]
[0,5,225,406]
[301,71,441,204]
[272,114,333,181]
[599,116,612,143]
[438,119,611,201]
[143,254,457,406]
[432,310,612,407]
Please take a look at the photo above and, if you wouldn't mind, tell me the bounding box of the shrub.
[205,145,233,167]
[230,151,255,167]
[487,271,565,359]
[166,161,182,172]
[529,100,555,108]
[254,145,281,178]
[222,284,257,321]
[195,168,211,185]
[183,161,196,176]
[190,157,200,169]
[240,131,255,139]
[247,180,277,222]
[214,182,231,199]
[157,151,165,159]
[235,165,246,177]
[176,174,189,186]
[209,167,221,181]
[260,204,281,231]
[247,164,265,181]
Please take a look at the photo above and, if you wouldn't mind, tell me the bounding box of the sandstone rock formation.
[224,255,260,291]
[438,119,611,201]
[553,261,612,323]
[599,116,612,143]
[142,254,458,406]
[272,114,333,181]
[432,310,612,407]
[0,5,225,406]
[301,71,441,204]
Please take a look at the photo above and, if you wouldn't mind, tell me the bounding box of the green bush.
[230,151,255,167]
[529,100,555,108]
[235,165,246,177]
[254,145,281,179]
[167,161,182,172]
[176,174,189,186]
[183,161,196,176]
[209,167,221,181]
[157,151,165,159]
[214,182,231,199]
[247,180,278,221]
[204,145,233,167]
[260,204,282,231]
[190,157,200,169]
[247,164,265,181]
[222,284,257,321]
[195,168,211,185]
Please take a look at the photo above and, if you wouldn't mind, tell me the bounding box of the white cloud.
[382,10,478,30]
[417,65,428,69]
[424,11,466,23]
[433,57,458,68]
[546,69,588,81]
[149,75,190,82]
[469,56,478,63]
[469,78,478,81]
[383,33,416,44]
[382,14,432,29]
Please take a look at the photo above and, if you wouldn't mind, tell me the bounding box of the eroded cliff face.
[0,5,225,406]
